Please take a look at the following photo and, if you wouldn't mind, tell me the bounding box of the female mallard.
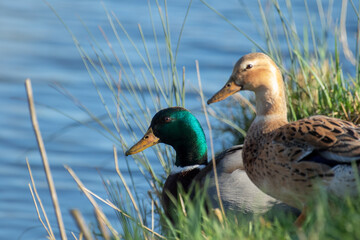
[207,52,360,224]
[126,107,294,219]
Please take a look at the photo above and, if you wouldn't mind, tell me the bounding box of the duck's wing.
[194,145,244,181]
[215,145,244,172]
[216,145,244,162]
[273,116,360,165]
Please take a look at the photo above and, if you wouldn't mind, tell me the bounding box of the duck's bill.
[125,128,160,156]
[207,81,241,104]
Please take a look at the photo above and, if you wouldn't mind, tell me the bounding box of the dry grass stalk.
[66,165,166,239]
[178,194,187,217]
[70,209,93,240]
[73,181,131,219]
[151,199,155,239]
[340,0,356,65]
[70,232,84,240]
[65,166,120,239]
[70,232,78,240]
[84,188,131,219]
[25,78,67,240]
[195,61,226,218]
[94,208,110,240]
[26,158,55,240]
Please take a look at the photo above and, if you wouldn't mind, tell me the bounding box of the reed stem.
[25,79,67,240]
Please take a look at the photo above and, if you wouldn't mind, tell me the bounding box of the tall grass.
[46,0,196,238]
[33,0,360,239]
[202,0,360,144]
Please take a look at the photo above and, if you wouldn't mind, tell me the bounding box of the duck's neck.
[173,140,207,168]
[252,83,288,132]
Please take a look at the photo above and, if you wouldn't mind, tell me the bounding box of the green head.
[126,107,208,167]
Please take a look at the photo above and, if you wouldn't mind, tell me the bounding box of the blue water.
[0,0,358,239]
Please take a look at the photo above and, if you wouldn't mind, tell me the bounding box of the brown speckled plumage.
[208,52,360,212]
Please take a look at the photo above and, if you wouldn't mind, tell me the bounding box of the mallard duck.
[125,107,295,219]
[207,52,360,224]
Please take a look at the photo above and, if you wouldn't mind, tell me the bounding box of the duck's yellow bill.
[207,81,241,104]
[125,127,160,156]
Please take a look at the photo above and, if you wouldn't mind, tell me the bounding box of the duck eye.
[164,117,172,123]
[246,64,253,70]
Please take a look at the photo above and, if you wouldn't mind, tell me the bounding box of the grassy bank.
[30,0,360,239]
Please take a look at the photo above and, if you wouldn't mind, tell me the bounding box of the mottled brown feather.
[273,116,360,161]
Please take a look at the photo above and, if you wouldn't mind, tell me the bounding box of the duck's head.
[126,107,207,167]
[207,52,283,105]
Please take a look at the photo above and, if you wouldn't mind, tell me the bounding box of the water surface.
[0,0,357,239]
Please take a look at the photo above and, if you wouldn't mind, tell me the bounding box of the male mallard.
[126,107,295,219]
[207,52,360,224]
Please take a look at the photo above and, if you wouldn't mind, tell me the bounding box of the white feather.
[170,164,206,175]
